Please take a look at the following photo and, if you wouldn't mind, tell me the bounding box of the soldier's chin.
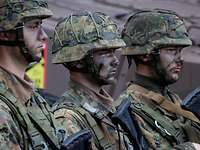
[172,73,180,81]
[28,56,42,64]
[34,56,41,63]
[165,75,179,85]
[97,77,116,86]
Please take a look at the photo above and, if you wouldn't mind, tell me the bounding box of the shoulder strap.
[0,85,30,149]
[57,100,115,150]
[0,82,59,149]
[130,99,185,144]
[29,91,60,149]
[128,84,200,124]
[124,85,186,144]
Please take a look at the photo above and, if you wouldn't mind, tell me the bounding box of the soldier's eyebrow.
[24,19,43,27]
[163,46,184,51]
[24,18,42,24]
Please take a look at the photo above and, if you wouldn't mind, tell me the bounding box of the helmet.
[51,11,126,64]
[122,9,192,55]
[0,0,53,31]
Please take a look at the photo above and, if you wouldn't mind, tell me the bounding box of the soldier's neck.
[135,65,167,94]
[70,71,101,92]
[70,71,114,108]
[0,46,27,79]
[136,64,159,79]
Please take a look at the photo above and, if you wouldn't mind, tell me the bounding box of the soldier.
[52,11,134,149]
[115,9,200,149]
[0,0,92,149]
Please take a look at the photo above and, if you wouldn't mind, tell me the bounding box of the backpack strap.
[128,84,200,124]
[124,84,187,144]
[130,99,185,144]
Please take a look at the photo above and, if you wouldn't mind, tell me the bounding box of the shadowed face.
[92,48,120,85]
[157,46,184,84]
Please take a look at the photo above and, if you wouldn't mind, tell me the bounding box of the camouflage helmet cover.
[51,11,126,64]
[0,0,53,31]
[122,9,192,55]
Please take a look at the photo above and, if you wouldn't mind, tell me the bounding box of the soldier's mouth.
[109,69,117,75]
[171,66,182,73]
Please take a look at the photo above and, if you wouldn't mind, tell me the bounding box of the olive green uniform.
[116,9,200,150]
[0,66,64,150]
[54,80,133,150]
[51,11,133,150]
[116,74,200,150]
[0,1,67,149]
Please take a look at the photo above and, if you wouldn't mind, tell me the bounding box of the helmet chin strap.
[0,25,24,47]
[0,40,24,46]
[0,24,39,64]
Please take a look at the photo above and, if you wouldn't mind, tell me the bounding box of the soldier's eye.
[167,49,176,54]
[100,51,111,56]
[25,20,42,30]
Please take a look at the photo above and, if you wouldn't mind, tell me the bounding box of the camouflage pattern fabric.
[116,74,200,150]
[122,9,192,55]
[51,11,125,64]
[0,66,65,149]
[175,142,196,150]
[54,80,134,150]
[0,0,53,31]
[0,100,21,150]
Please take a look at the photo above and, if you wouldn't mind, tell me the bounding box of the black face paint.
[84,53,103,84]
[84,49,119,86]
[153,47,184,86]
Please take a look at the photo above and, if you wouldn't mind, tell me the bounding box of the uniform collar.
[132,73,169,96]
[0,65,34,103]
[68,79,114,112]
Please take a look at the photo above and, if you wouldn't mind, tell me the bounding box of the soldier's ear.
[138,55,152,62]
[72,60,85,69]
[76,63,84,69]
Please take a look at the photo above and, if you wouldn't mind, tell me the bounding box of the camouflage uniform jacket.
[116,74,200,150]
[54,80,134,150]
[0,66,63,150]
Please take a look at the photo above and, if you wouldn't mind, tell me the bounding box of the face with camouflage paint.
[155,46,184,85]
[51,11,126,64]
[90,48,119,85]
[122,9,192,56]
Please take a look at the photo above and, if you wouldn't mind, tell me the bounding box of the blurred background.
[32,0,200,99]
